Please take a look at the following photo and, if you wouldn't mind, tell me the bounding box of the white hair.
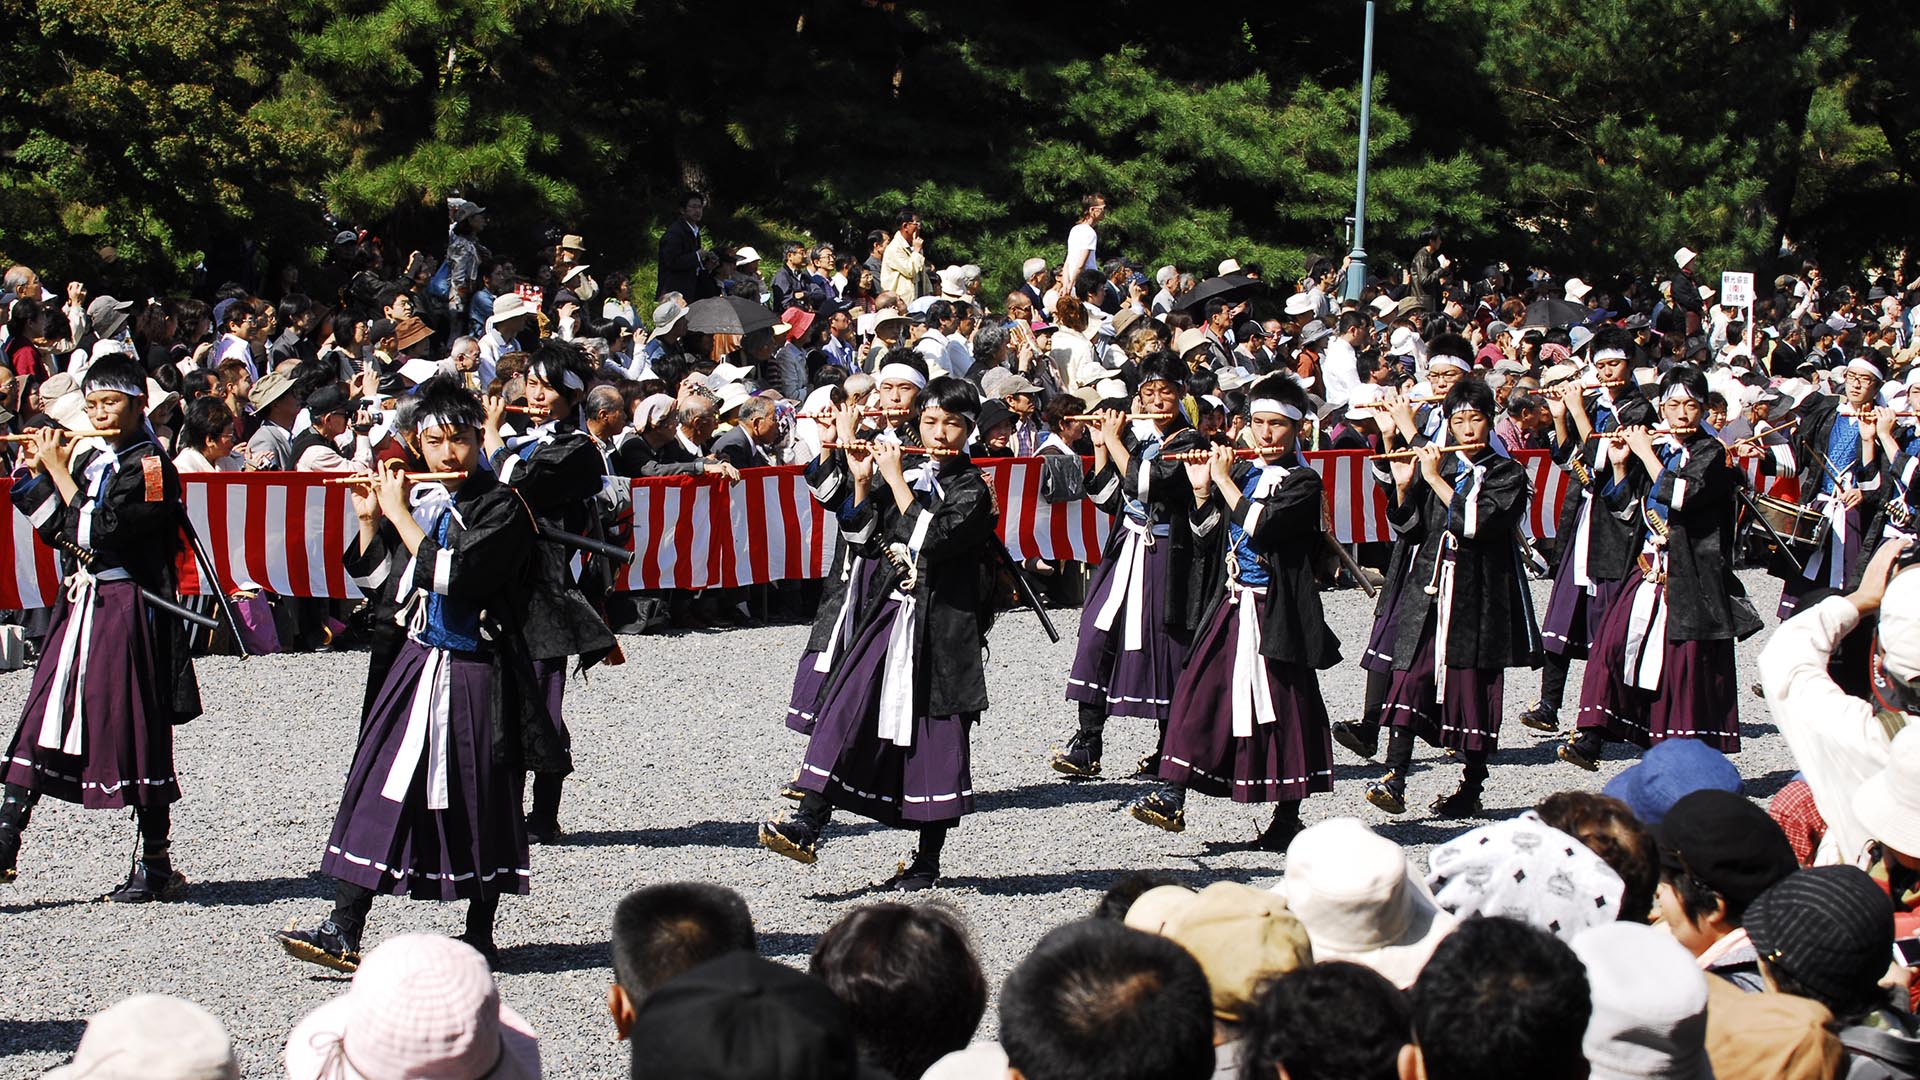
[449,335,477,353]
[1021,257,1047,280]
[1155,265,1177,288]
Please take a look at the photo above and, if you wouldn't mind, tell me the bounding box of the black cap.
[1236,320,1268,341]
[368,318,398,342]
[1744,866,1895,1009]
[626,952,858,1080]
[1654,790,1797,912]
[976,398,1013,435]
[305,384,353,417]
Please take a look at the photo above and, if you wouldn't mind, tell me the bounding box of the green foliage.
[0,0,1908,293]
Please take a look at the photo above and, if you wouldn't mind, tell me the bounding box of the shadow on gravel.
[566,819,883,850]
[184,874,332,907]
[932,868,1199,898]
[500,941,607,975]
[0,1017,86,1058]
[978,779,1146,811]
[0,896,92,916]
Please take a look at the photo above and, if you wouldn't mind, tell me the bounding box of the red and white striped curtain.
[0,451,1799,606]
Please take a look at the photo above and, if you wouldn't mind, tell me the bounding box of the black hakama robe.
[4,441,200,808]
[1158,457,1341,803]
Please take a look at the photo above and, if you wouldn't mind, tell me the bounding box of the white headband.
[1427,355,1471,374]
[83,375,145,399]
[1659,384,1702,404]
[530,360,585,392]
[416,413,474,433]
[876,363,928,390]
[1593,347,1629,362]
[1847,357,1886,381]
[1250,398,1304,421]
[1446,400,1487,418]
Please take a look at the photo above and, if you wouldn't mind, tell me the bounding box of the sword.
[51,537,220,630]
[991,538,1060,643]
[1736,486,1805,575]
[175,507,250,658]
[537,524,636,565]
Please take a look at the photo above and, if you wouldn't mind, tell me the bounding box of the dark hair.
[1410,917,1590,1080]
[220,299,252,330]
[895,206,919,229]
[1241,962,1410,1080]
[1075,269,1107,301]
[277,293,313,326]
[679,189,704,209]
[925,300,955,327]
[1535,792,1659,924]
[808,903,986,1080]
[525,338,595,403]
[1419,226,1443,248]
[867,229,890,251]
[921,375,981,427]
[1660,364,1710,405]
[1245,373,1309,419]
[610,882,756,1002]
[1202,298,1231,322]
[1092,872,1182,921]
[1186,369,1218,398]
[1045,393,1087,434]
[1335,311,1370,335]
[410,375,486,431]
[1443,377,1497,419]
[1589,325,1634,357]
[182,396,235,453]
[1356,352,1385,382]
[1081,192,1108,214]
[1427,332,1473,364]
[1136,353,1188,392]
[1000,921,1215,1080]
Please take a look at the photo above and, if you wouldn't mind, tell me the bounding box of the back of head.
[1000,920,1215,1080]
[1410,917,1591,1080]
[809,902,987,1080]
[1535,791,1660,924]
[629,952,856,1080]
[1240,962,1409,1080]
[611,882,757,1002]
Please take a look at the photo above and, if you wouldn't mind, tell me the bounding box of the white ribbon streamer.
[1092,518,1164,651]
[1228,583,1277,738]
[1434,537,1458,705]
[381,646,454,809]
[39,568,99,755]
[875,509,936,748]
[1621,571,1670,691]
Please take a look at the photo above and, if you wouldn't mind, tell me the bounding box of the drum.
[1751,493,1826,556]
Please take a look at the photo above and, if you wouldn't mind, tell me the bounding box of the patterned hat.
[1426,811,1624,941]
[1745,866,1895,1011]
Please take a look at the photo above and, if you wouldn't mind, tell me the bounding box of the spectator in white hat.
[47,994,238,1080]
[1282,817,1456,989]
[283,934,539,1080]
[1571,922,1714,1080]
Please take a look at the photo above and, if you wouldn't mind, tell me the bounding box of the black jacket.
[1548,387,1657,583]
[1083,421,1211,639]
[1651,431,1763,641]
[14,440,201,725]
[1188,457,1341,669]
[656,221,716,301]
[1383,448,1542,671]
[343,471,562,772]
[830,459,998,717]
[490,426,616,666]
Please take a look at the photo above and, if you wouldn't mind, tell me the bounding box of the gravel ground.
[0,570,1799,1078]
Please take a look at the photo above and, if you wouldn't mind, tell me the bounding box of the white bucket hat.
[1282,817,1456,988]
[47,994,238,1080]
[1853,725,1920,857]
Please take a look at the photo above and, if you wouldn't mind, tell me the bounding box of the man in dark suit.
[657,191,718,300]
[711,395,782,469]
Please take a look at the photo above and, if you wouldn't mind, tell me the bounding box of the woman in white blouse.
[173,397,247,472]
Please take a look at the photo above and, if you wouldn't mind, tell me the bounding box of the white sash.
[381,646,454,810]
[1228,583,1277,738]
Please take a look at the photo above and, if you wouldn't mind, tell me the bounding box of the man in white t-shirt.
[1320,311,1370,407]
[1062,193,1105,285]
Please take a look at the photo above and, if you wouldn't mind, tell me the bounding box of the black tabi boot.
[1126,784,1187,833]
[1557,730,1604,772]
[760,793,830,864]
[877,824,948,892]
[1365,730,1415,815]
[525,772,565,845]
[458,891,502,970]
[105,805,183,903]
[1333,720,1380,759]
[1050,704,1106,778]
[276,883,372,973]
[1250,800,1304,852]
[0,783,33,884]
[1430,754,1489,818]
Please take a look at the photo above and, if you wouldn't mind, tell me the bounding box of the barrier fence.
[0,451,1797,607]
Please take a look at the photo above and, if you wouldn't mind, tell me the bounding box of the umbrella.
[686,296,776,335]
[1171,272,1267,314]
[1523,297,1590,329]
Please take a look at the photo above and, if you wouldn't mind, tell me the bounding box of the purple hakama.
[1540,568,1631,660]
[796,598,976,828]
[3,581,179,809]
[1379,609,1506,754]
[1158,590,1334,802]
[1576,567,1740,752]
[1066,531,1187,719]
[320,640,531,901]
